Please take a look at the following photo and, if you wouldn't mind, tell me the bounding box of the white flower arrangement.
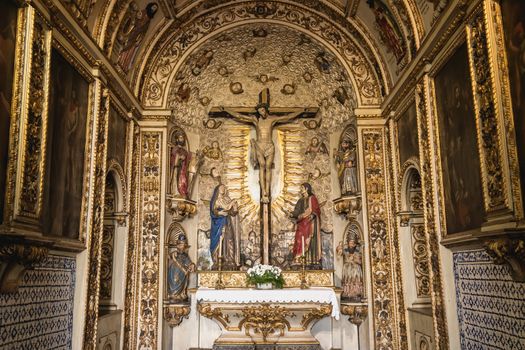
[246,264,285,288]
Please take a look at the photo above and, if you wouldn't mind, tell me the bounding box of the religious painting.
[397,101,419,166]
[434,43,484,235]
[366,0,407,65]
[107,106,128,168]
[112,1,159,74]
[0,1,18,225]
[42,49,89,239]
[500,1,525,208]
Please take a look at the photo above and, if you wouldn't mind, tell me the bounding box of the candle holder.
[300,255,309,289]
[215,256,225,290]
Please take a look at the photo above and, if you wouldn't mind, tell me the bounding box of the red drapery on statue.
[292,194,321,262]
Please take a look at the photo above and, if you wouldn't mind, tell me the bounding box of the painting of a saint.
[397,101,419,166]
[43,49,89,239]
[290,183,322,268]
[434,43,484,234]
[367,0,406,64]
[114,2,158,74]
[0,1,18,225]
[500,1,525,206]
[210,184,240,270]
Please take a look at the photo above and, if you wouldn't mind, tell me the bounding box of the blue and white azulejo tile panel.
[453,249,525,350]
[0,255,75,350]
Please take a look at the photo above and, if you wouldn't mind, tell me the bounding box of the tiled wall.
[453,249,525,350]
[0,255,75,350]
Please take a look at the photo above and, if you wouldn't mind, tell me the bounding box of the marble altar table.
[196,287,339,350]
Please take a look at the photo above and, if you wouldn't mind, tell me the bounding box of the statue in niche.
[167,226,195,302]
[218,91,309,203]
[169,129,203,199]
[305,136,328,159]
[334,138,358,196]
[289,183,322,268]
[115,2,158,73]
[210,184,240,270]
[337,223,364,301]
[203,141,223,160]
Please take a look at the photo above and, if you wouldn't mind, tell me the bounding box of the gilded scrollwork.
[301,304,331,328]
[197,302,231,328]
[411,224,430,298]
[238,304,293,342]
[0,242,49,292]
[164,304,191,327]
[484,237,525,282]
[340,303,368,326]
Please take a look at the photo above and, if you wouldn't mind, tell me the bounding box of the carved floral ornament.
[137,1,388,108]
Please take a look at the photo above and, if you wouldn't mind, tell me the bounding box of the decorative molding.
[415,78,448,348]
[484,236,525,282]
[362,128,400,349]
[163,303,191,327]
[83,86,110,349]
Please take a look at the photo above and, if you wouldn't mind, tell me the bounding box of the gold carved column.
[415,77,449,349]
[362,127,404,350]
[134,125,165,349]
[83,84,110,349]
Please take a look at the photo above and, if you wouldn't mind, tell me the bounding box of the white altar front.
[195,287,340,349]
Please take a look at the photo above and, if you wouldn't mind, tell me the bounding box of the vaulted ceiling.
[77,0,448,107]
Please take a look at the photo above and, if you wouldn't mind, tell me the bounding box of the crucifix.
[209,88,318,264]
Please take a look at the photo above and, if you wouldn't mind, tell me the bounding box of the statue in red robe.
[169,131,191,198]
[290,183,322,268]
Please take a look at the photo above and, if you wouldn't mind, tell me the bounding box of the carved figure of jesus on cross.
[209,88,318,264]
